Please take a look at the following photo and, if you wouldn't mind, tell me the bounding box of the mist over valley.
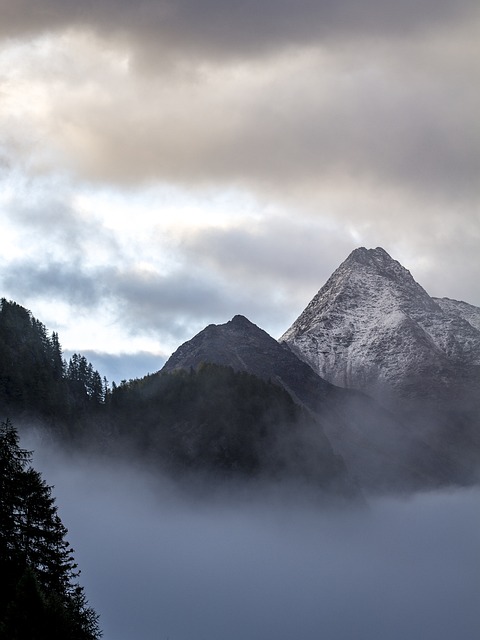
[26,434,480,640]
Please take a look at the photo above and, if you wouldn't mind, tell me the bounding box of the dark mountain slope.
[105,363,354,498]
[162,315,455,491]
[163,314,333,406]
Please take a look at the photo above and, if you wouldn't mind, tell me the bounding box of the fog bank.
[28,438,480,640]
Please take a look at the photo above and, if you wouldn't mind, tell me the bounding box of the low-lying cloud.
[26,433,480,640]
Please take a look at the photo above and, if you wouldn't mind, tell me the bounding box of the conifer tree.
[0,419,102,639]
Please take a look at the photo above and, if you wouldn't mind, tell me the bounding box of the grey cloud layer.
[2,9,478,214]
[1,254,292,344]
[2,0,477,53]
[2,260,108,308]
[1,0,478,216]
[177,217,355,297]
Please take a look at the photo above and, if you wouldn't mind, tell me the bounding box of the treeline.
[0,299,107,420]
[0,419,101,639]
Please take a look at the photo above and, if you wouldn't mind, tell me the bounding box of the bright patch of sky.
[34,297,164,357]
[74,184,265,235]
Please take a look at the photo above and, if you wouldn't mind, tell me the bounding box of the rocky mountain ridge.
[280,247,480,405]
[433,297,480,332]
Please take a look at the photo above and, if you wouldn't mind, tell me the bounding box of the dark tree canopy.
[106,363,346,487]
[0,299,107,422]
[0,419,102,640]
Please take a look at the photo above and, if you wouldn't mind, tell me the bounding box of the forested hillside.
[104,364,350,491]
[0,299,106,424]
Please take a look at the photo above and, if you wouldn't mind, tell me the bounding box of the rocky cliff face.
[280,247,480,405]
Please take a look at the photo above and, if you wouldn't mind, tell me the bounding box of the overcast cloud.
[0,0,479,381]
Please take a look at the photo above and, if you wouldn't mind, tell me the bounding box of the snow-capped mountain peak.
[280,247,480,402]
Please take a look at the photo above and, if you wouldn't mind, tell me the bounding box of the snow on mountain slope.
[280,247,480,402]
[433,297,480,332]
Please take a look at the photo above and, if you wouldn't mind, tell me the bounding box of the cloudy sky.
[1,0,479,382]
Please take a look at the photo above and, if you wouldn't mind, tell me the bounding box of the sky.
[26,435,480,640]
[1,0,479,382]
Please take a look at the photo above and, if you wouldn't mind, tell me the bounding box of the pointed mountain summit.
[163,315,358,495]
[163,314,333,401]
[281,247,480,404]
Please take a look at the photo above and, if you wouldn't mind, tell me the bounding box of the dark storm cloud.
[0,0,477,58]
[24,439,480,640]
